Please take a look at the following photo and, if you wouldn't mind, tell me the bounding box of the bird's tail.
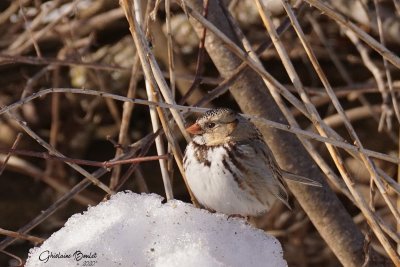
[282,172,322,187]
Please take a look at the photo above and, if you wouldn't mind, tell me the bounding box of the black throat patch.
[191,142,213,167]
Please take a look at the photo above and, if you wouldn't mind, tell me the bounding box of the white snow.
[26,192,287,267]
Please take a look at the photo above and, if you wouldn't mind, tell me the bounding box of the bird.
[183,108,321,216]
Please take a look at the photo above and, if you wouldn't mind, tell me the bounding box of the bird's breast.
[183,142,268,216]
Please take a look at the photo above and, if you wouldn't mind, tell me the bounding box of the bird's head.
[186,108,259,146]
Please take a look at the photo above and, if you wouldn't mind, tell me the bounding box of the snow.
[26,192,287,267]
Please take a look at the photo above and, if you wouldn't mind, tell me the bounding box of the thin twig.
[343,30,388,132]
[165,0,176,98]
[1,88,399,165]
[0,148,168,168]
[0,249,23,267]
[18,0,42,57]
[0,133,22,176]
[0,227,44,245]
[0,54,221,85]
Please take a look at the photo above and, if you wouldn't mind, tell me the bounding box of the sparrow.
[183,108,321,216]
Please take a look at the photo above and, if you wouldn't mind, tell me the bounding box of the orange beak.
[186,122,203,135]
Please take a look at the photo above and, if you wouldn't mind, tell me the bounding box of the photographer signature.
[39,250,97,264]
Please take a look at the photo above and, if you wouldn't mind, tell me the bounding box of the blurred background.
[0,0,399,266]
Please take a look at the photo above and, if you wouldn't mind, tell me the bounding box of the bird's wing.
[231,140,291,209]
[222,144,264,202]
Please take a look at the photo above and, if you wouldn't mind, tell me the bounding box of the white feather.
[184,142,274,216]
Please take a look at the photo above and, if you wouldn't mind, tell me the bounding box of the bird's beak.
[186,122,202,135]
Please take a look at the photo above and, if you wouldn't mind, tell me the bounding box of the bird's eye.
[206,122,216,129]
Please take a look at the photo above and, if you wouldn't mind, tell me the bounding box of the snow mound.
[26,192,286,267]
